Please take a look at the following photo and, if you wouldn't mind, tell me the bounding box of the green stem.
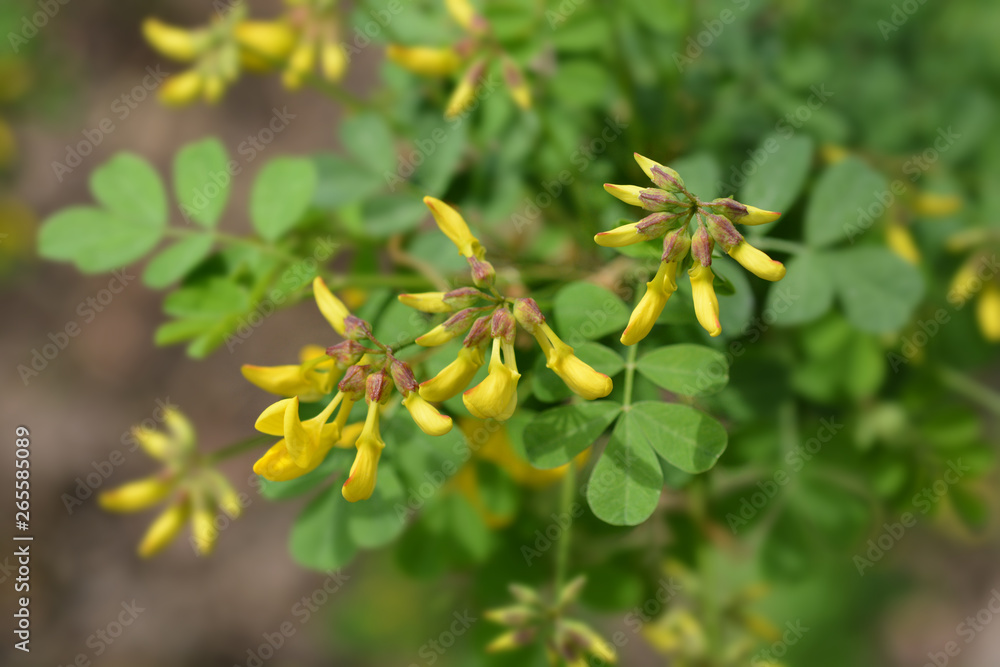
[554,460,577,595]
[747,237,807,255]
[622,343,639,410]
[204,434,273,465]
[937,366,1000,417]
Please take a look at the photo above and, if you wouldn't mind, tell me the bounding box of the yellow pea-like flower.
[159,70,204,107]
[419,345,486,402]
[138,502,189,558]
[235,20,297,70]
[403,392,454,436]
[313,276,350,335]
[142,18,203,61]
[422,196,484,259]
[886,223,921,265]
[446,0,477,30]
[281,394,344,468]
[241,364,319,399]
[386,45,461,76]
[594,222,646,247]
[321,40,347,82]
[445,76,478,119]
[99,476,173,513]
[689,263,721,337]
[532,323,612,399]
[914,192,963,218]
[399,291,451,313]
[727,241,786,281]
[603,183,645,207]
[191,503,218,555]
[977,282,1000,342]
[342,402,385,502]
[621,261,678,346]
[283,39,317,90]
[463,339,520,421]
[416,322,460,347]
[738,205,782,225]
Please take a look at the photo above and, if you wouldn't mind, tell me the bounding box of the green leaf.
[90,153,167,227]
[163,277,251,319]
[586,413,663,526]
[828,246,925,333]
[142,234,214,289]
[289,485,358,570]
[575,341,626,377]
[38,207,165,273]
[341,112,396,175]
[763,251,835,326]
[550,60,613,109]
[347,467,407,549]
[804,157,888,247]
[411,116,467,196]
[174,138,230,228]
[524,401,622,469]
[361,195,428,237]
[630,401,728,474]
[154,318,212,346]
[636,344,729,397]
[250,158,318,241]
[313,153,385,209]
[553,282,631,344]
[737,134,813,213]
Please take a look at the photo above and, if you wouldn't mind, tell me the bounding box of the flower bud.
[446,0,478,30]
[142,18,204,61]
[99,476,173,513]
[326,340,368,367]
[977,282,1000,341]
[343,315,374,342]
[639,188,688,213]
[690,224,714,266]
[159,70,204,107]
[416,307,484,347]
[445,287,486,310]
[513,298,545,333]
[423,196,484,259]
[445,58,486,119]
[138,501,189,558]
[338,364,369,397]
[484,605,538,627]
[491,308,516,343]
[398,291,451,313]
[702,211,743,252]
[633,153,685,192]
[486,628,537,653]
[728,241,786,281]
[235,20,297,64]
[313,277,350,335]
[365,368,393,404]
[463,315,493,348]
[704,197,781,225]
[661,225,692,262]
[501,55,531,110]
[386,45,461,76]
[388,357,419,394]
[468,255,496,288]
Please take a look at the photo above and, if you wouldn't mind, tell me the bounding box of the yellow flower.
[321,40,347,82]
[191,503,218,555]
[423,196,485,259]
[235,20,297,70]
[603,183,645,207]
[530,323,612,399]
[689,264,721,337]
[416,322,460,347]
[403,392,454,436]
[445,59,486,119]
[446,0,478,30]
[342,401,385,502]
[142,18,204,61]
[594,222,646,247]
[727,241,786,281]
[419,344,486,402]
[241,345,338,401]
[914,192,963,217]
[739,205,782,225]
[313,276,350,335]
[977,282,1000,342]
[886,223,921,265]
[159,70,204,106]
[99,476,173,513]
[281,394,345,467]
[386,45,461,75]
[400,292,452,313]
[252,394,356,481]
[820,143,849,165]
[138,502,190,558]
[463,339,520,421]
[621,261,678,345]
[283,39,317,89]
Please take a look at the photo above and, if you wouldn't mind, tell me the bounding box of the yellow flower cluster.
[99,409,242,557]
[242,277,453,502]
[399,197,612,421]
[143,0,345,106]
[386,0,531,118]
[598,153,787,342]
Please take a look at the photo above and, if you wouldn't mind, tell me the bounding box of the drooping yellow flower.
[914,192,963,217]
[280,393,345,467]
[398,292,451,312]
[235,20,297,71]
[138,502,190,558]
[342,401,385,502]
[603,183,645,207]
[886,223,921,265]
[241,344,338,401]
[191,503,218,555]
[621,261,678,346]
[445,58,486,119]
[977,282,1000,341]
[531,324,612,399]
[594,222,646,247]
[403,392,454,436]
[142,18,204,61]
[313,276,350,335]
[738,205,782,225]
[727,241,786,281]
[99,476,173,513]
[420,344,486,402]
[689,264,721,337]
[423,196,485,259]
[159,70,205,106]
[386,45,462,75]
[463,338,521,421]
[446,0,478,30]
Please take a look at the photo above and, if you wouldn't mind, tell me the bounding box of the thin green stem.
[204,434,273,465]
[622,343,639,409]
[937,366,1000,417]
[554,460,577,595]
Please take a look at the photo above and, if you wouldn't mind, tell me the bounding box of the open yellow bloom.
[342,402,385,502]
[689,264,721,337]
[463,339,520,421]
[727,241,786,281]
[423,196,484,259]
[138,502,190,558]
[313,276,350,335]
[621,261,678,345]
[241,344,337,401]
[977,282,1000,341]
[531,323,612,399]
[252,394,355,481]
[420,345,486,402]
[386,45,461,75]
[403,392,453,436]
[99,476,173,513]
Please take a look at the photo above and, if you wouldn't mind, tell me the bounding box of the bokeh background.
[2,0,1000,665]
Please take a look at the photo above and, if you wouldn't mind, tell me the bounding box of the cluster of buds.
[242,277,452,502]
[947,228,1000,342]
[99,408,242,557]
[143,0,345,106]
[399,197,612,421]
[485,577,616,666]
[386,0,531,118]
[598,153,788,342]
